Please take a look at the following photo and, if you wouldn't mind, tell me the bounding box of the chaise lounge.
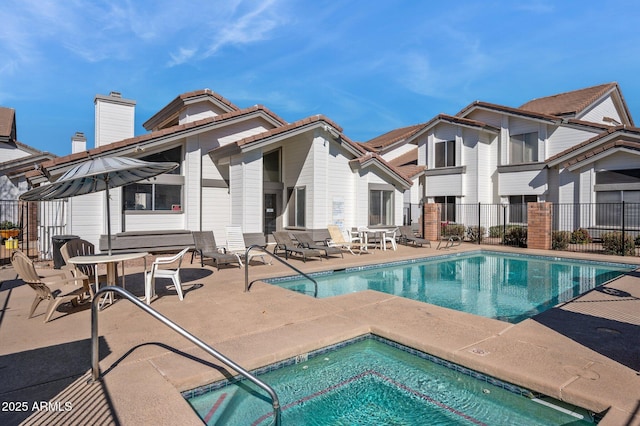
[272,231,324,262]
[191,231,242,269]
[294,232,344,259]
[398,226,431,248]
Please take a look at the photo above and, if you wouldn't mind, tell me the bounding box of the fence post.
[527,202,552,250]
[477,202,481,245]
[502,204,507,242]
[422,203,440,242]
[621,200,626,256]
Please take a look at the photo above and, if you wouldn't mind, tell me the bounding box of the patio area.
[0,243,639,425]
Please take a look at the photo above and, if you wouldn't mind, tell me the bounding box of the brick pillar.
[527,202,552,250]
[422,203,440,242]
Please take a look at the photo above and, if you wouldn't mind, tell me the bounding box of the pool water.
[186,336,593,425]
[271,251,635,323]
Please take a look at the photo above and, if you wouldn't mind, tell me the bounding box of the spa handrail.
[244,244,318,297]
[90,286,281,425]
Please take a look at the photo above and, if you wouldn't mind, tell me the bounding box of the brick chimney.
[94,91,136,148]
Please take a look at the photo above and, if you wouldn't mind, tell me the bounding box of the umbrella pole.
[105,187,112,256]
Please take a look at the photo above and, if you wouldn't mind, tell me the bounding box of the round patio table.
[68,252,148,308]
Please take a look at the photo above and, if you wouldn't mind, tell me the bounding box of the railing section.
[244,244,318,297]
[90,286,281,425]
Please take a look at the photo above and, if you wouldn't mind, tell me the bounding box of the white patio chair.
[225,225,269,265]
[145,247,190,304]
[382,228,398,251]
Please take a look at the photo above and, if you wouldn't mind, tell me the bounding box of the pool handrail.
[245,244,318,297]
[90,286,281,425]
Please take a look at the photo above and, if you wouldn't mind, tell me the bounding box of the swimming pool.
[268,250,636,323]
[185,335,593,425]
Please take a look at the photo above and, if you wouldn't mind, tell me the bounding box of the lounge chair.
[191,231,242,269]
[11,250,86,323]
[398,226,431,247]
[225,225,269,265]
[272,231,324,262]
[327,225,368,255]
[295,232,343,258]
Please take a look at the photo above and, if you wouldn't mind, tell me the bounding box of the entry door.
[264,193,277,235]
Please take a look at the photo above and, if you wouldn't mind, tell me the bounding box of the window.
[596,190,640,226]
[287,186,306,227]
[123,146,183,211]
[434,196,456,222]
[369,189,393,226]
[263,149,281,182]
[435,140,455,168]
[509,132,538,164]
[508,195,536,223]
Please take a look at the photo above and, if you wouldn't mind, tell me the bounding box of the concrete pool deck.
[0,243,639,425]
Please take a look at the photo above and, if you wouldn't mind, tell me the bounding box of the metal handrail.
[90,286,281,425]
[244,244,318,297]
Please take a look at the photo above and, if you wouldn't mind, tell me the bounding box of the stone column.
[527,202,552,250]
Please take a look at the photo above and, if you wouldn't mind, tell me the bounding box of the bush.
[570,228,592,244]
[636,235,640,247]
[552,231,571,250]
[441,223,465,238]
[0,221,17,229]
[503,226,527,247]
[601,232,635,256]
[489,225,504,238]
[466,226,486,242]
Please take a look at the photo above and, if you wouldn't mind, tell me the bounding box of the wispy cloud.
[203,0,285,57]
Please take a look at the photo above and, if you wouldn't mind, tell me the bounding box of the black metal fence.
[434,202,640,256]
[552,202,640,256]
[0,199,68,265]
[438,203,528,248]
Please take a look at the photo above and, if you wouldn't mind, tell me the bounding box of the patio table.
[68,252,148,308]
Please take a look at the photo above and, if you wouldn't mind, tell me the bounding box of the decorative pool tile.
[183,334,539,402]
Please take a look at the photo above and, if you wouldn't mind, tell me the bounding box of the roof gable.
[28,105,285,182]
[520,83,613,116]
[0,107,16,143]
[362,123,427,153]
[547,126,640,169]
[143,89,243,131]
[210,115,412,189]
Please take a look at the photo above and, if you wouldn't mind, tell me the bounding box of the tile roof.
[362,123,427,151]
[456,101,560,123]
[28,105,285,178]
[143,89,246,131]
[0,107,15,139]
[546,125,640,167]
[426,113,501,132]
[235,114,343,147]
[519,82,618,117]
[387,147,417,166]
[563,138,640,168]
[211,115,412,188]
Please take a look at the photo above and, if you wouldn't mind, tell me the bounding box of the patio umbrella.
[19,156,178,255]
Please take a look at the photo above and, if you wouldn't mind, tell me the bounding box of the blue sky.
[2,0,640,156]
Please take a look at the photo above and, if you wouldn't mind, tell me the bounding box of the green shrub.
[503,226,527,247]
[570,228,592,244]
[601,232,635,256]
[441,223,465,238]
[489,225,504,238]
[636,235,640,247]
[0,221,17,229]
[466,226,486,242]
[552,231,571,250]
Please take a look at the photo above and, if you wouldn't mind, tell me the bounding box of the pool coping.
[2,243,639,425]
